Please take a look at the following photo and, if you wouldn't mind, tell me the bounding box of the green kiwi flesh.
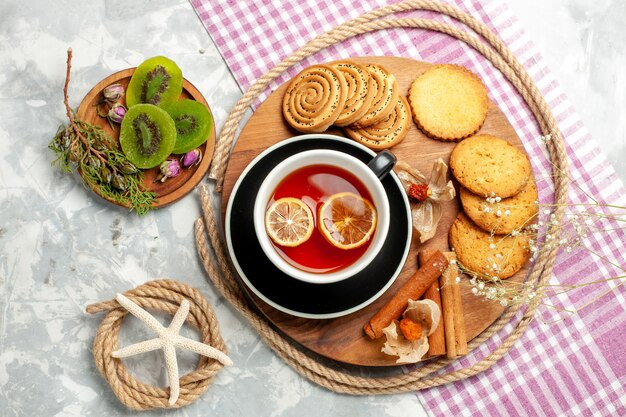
[119,104,176,169]
[126,56,183,108]
[166,99,213,154]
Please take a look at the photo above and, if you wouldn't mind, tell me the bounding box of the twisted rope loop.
[86,279,229,410]
[197,0,569,394]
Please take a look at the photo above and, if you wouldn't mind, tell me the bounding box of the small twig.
[62,48,109,166]
[63,48,85,148]
[63,49,74,123]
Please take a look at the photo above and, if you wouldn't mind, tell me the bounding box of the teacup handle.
[367,150,396,180]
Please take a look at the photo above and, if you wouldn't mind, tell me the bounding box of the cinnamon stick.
[364,251,448,340]
[451,262,468,355]
[440,262,457,358]
[418,251,446,358]
[440,252,468,358]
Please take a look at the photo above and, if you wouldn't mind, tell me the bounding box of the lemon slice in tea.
[265,197,314,247]
[318,192,377,250]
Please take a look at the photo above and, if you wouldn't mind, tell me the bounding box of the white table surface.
[0,1,623,416]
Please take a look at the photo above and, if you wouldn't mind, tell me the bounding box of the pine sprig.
[49,48,156,215]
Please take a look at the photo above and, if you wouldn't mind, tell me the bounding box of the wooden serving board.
[77,68,216,208]
[221,57,528,366]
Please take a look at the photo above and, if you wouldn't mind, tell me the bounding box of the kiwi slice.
[126,56,183,108]
[166,99,213,154]
[119,104,176,169]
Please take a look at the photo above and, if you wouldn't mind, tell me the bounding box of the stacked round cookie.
[403,64,536,279]
[448,135,538,279]
[282,61,411,150]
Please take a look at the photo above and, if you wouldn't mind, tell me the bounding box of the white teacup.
[253,149,395,284]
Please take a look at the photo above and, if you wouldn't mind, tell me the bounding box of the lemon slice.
[318,192,377,250]
[265,197,314,247]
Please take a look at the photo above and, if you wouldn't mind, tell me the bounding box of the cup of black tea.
[254,148,395,284]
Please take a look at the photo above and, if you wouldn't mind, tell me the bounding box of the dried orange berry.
[399,317,423,341]
[408,183,429,202]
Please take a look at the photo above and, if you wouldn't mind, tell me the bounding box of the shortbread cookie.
[408,64,488,141]
[449,134,532,198]
[331,61,375,127]
[282,64,346,133]
[449,212,530,279]
[343,96,411,150]
[352,64,399,128]
[460,178,538,235]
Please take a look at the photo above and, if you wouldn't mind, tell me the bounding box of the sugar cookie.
[408,64,488,141]
[449,212,530,279]
[449,134,532,198]
[460,178,539,235]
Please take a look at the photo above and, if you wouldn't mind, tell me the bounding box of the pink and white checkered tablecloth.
[190,1,626,415]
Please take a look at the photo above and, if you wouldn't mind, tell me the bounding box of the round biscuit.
[282,64,346,133]
[449,212,531,279]
[460,178,539,235]
[343,95,411,150]
[449,134,532,198]
[408,64,488,141]
[352,64,398,128]
[331,61,375,127]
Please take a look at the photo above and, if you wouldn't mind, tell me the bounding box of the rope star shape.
[112,293,233,406]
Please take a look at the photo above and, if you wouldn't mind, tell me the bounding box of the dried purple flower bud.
[87,155,101,170]
[111,173,127,191]
[118,161,138,175]
[107,104,126,124]
[54,127,72,151]
[158,159,181,182]
[92,139,108,151]
[103,83,125,103]
[180,149,202,168]
[100,166,112,184]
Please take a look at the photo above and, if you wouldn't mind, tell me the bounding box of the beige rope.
[197,0,569,394]
[86,279,229,410]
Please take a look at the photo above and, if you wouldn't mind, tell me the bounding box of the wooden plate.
[76,68,216,208]
[221,57,529,366]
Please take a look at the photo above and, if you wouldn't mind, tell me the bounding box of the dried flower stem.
[62,48,108,167]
